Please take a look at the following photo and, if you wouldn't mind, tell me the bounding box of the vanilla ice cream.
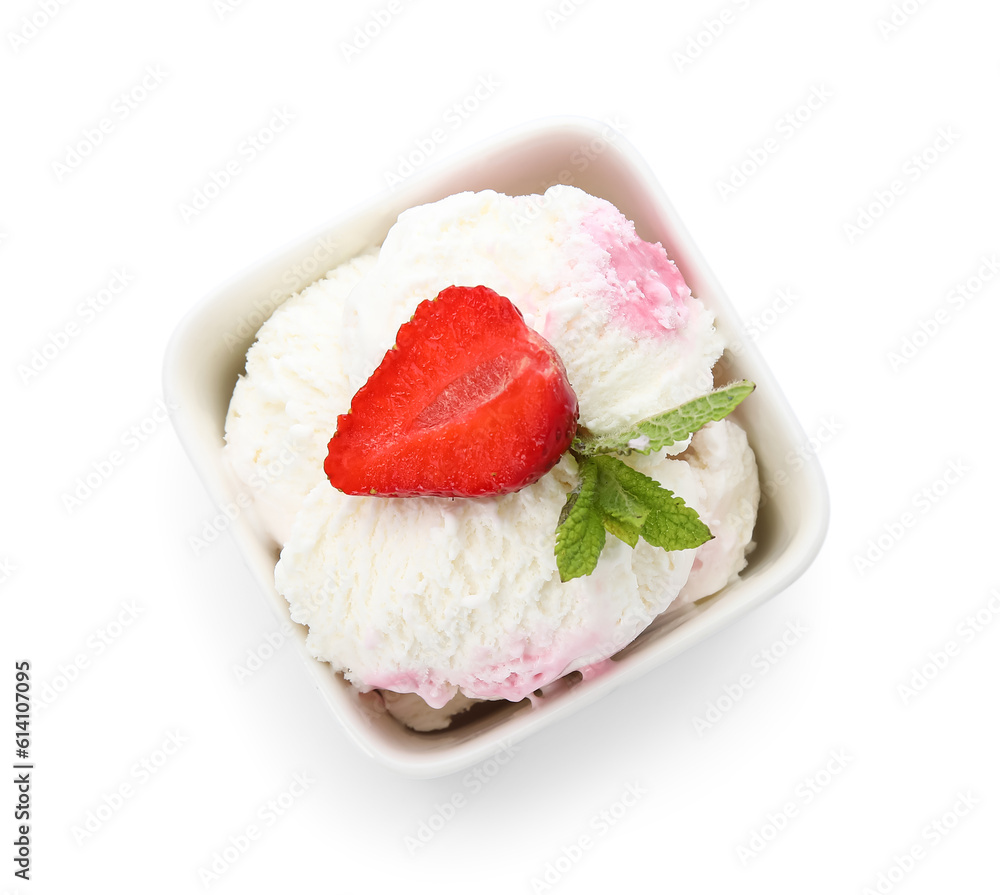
[225,185,759,721]
[225,251,378,545]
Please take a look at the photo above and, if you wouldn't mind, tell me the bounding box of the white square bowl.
[163,116,829,778]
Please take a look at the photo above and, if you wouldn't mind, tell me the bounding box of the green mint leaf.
[593,459,648,547]
[641,501,713,551]
[573,380,755,456]
[598,511,642,548]
[597,457,713,551]
[555,456,606,582]
[606,457,712,550]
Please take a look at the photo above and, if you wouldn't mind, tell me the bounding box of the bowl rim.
[163,115,830,778]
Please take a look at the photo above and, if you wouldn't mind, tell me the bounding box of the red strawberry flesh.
[324,285,579,497]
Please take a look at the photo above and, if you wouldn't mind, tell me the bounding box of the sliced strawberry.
[325,285,579,497]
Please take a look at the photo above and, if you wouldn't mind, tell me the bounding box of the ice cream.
[224,185,759,724]
[224,251,381,545]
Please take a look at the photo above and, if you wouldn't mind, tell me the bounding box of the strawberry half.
[325,285,579,497]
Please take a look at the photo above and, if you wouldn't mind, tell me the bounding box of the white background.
[3,0,999,892]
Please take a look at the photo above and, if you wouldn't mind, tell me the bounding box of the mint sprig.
[572,380,755,456]
[556,455,712,582]
[555,380,755,582]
